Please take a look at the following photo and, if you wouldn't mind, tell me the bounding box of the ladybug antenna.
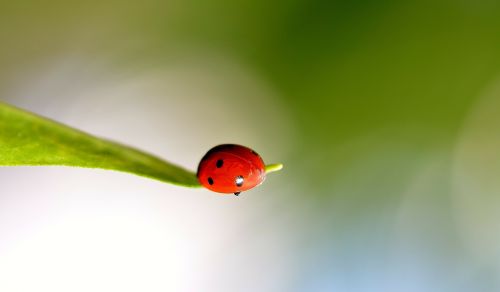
[265,163,283,174]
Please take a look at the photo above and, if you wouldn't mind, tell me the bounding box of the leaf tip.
[265,163,283,174]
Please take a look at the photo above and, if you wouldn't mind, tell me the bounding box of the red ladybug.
[197,144,266,195]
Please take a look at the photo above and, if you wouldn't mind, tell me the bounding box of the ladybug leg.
[234,192,241,196]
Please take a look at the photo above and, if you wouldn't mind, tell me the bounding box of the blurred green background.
[1,0,500,291]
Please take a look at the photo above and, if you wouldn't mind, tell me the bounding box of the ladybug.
[197,144,266,196]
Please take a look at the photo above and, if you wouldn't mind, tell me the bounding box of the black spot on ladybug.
[235,175,244,187]
[208,177,214,185]
[216,159,223,168]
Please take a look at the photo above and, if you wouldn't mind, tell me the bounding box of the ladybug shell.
[197,144,266,194]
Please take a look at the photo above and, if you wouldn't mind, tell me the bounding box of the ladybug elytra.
[197,144,266,195]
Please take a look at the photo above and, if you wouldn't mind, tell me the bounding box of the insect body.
[197,144,266,195]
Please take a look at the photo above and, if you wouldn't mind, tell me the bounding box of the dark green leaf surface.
[0,102,200,187]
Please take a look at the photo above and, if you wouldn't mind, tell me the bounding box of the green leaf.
[0,101,201,187]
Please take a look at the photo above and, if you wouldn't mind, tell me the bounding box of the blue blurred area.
[1,0,500,291]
